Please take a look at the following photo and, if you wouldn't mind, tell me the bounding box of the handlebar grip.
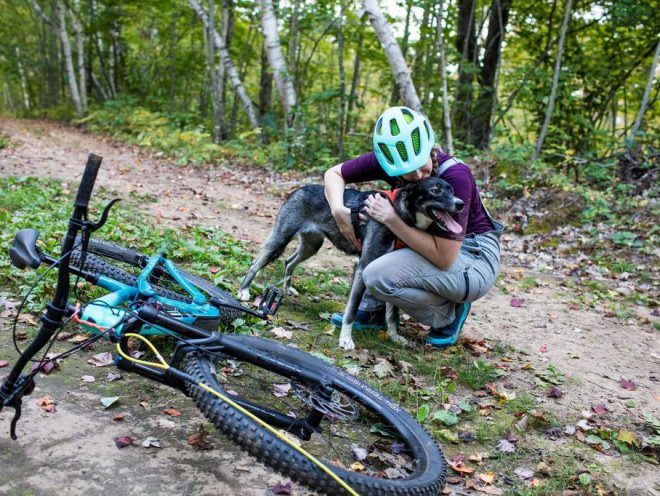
[74,154,103,209]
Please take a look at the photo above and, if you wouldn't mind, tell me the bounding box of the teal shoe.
[426,302,471,349]
[330,308,386,331]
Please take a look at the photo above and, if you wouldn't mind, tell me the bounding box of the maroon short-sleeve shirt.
[340,149,494,241]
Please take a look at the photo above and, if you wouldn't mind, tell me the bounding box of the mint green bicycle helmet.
[373,106,435,176]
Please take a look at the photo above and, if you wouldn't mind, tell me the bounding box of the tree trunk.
[436,0,453,153]
[207,0,225,143]
[361,0,422,113]
[55,0,83,115]
[534,0,572,160]
[628,36,660,144]
[288,0,301,76]
[188,0,260,129]
[453,0,477,143]
[230,16,255,137]
[15,47,31,111]
[390,0,412,106]
[346,16,365,133]
[472,0,512,149]
[337,0,346,158]
[70,0,87,111]
[259,0,297,125]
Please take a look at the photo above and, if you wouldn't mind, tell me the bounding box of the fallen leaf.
[157,418,176,429]
[81,375,95,383]
[619,378,637,391]
[515,414,529,432]
[101,396,120,409]
[514,467,534,479]
[142,437,161,448]
[547,385,563,398]
[536,462,551,475]
[432,410,458,426]
[496,439,515,453]
[113,414,125,422]
[106,372,122,382]
[459,431,475,442]
[440,366,458,380]
[591,403,607,414]
[88,352,114,367]
[576,419,593,431]
[31,359,57,375]
[540,345,548,353]
[350,461,365,472]
[272,481,292,495]
[373,358,395,378]
[36,396,57,413]
[478,486,503,495]
[114,436,133,449]
[479,471,496,484]
[17,314,38,326]
[272,383,292,398]
[164,408,181,417]
[270,327,293,340]
[449,463,475,475]
[188,426,214,450]
[0,360,9,368]
[510,297,523,307]
[351,444,368,461]
[616,430,638,446]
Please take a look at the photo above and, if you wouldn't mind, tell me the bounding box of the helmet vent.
[411,128,421,155]
[401,108,414,124]
[424,120,431,140]
[376,117,383,135]
[390,119,400,136]
[378,143,395,164]
[395,141,408,162]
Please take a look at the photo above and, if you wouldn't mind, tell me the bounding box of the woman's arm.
[324,163,360,248]
[364,194,462,270]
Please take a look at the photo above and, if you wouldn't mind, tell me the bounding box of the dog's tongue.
[435,210,462,234]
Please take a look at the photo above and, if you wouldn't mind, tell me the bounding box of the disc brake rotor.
[292,382,358,420]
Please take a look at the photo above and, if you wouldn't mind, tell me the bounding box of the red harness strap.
[383,190,407,251]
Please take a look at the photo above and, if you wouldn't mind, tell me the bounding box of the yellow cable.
[116,334,360,496]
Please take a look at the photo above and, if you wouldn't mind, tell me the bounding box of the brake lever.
[90,199,121,232]
[0,374,35,440]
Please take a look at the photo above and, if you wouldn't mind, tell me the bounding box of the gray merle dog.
[237,176,465,350]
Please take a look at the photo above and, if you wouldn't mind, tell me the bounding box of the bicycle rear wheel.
[70,238,244,324]
[183,335,446,496]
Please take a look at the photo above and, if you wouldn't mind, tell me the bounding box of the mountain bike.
[0,154,447,496]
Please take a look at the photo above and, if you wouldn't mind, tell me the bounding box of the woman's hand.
[332,206,360,249]
[364,194,397,226]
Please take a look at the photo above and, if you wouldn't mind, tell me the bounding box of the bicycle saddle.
[9,229,41,269]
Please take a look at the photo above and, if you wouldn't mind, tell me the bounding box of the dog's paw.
[339,326,355,351]
[285,286,299,297]
[237,288,250,302]
[339,336,355,351]
[389,333,410,347]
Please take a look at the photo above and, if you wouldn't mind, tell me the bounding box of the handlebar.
[74,154,103,211]
[1,154,104,438]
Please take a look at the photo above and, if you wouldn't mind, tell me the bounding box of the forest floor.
[0,118,658,496]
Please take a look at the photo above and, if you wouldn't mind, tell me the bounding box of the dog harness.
[350,190,407,252]
[349,158,466,252]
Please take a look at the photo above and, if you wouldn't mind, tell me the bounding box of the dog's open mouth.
[429,209,462,234]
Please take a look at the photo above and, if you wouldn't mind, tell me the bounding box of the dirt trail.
[1,118,658,495]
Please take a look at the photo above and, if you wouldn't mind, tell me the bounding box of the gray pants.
[360,230,502,328]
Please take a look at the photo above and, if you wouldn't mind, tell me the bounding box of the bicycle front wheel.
[183,335,446,496]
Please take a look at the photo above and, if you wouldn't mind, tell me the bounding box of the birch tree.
[258,0,297,125]
[628,36,660,144]
[436,0,453,153]
[32,0,83,115]
[361,0,422,113]
[188,0,259,129]
[69,0,87,111]
[337,0,346,157]
[207,0,225,142]
[534,0,572,160]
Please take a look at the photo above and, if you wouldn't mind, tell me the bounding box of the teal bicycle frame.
[79,251,220,337]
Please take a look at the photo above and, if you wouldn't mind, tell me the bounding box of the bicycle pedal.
[259,285,283,316]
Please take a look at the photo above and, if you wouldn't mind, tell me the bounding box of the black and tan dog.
[238,177,465,350]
